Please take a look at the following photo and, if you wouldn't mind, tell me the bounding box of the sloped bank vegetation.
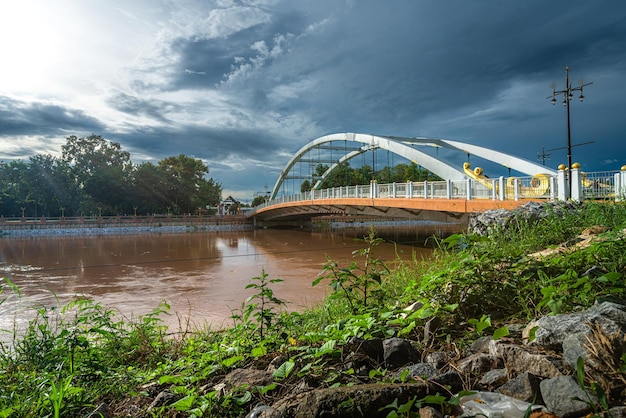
[1,201,626,417]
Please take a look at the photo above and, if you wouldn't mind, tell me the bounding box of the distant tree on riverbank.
[303,161,442,191]
[0,135,223,217]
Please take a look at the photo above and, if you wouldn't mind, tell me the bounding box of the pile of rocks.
[129,300,626,418]
[231,300,625,417]
[468,201,582,236]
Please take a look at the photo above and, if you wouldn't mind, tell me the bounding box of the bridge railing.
[581,171,618,200]
[257,168,626,211]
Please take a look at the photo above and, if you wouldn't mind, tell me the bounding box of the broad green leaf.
[234,391,252,405]
[222,355,244,367]
[315,339,336,357]
[272,360,295,379]
[171,395,195,411]
[492,326,509,340]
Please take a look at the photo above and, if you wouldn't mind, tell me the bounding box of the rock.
[394,363,438,382]
[147,390,178,411]
[86,403,111,418]
[525,300,626,371]
[525,301,626,349]
[489,341,564,378]
[465,336,492,355]
[430,371,464,394]
[403,301,424,315]
[346,337,384,364]
[540,375,596,418]
[245,404,282,418]
[423,316,441,345]
[425,351,456,369]
[383,338,419,369]
[455,353,500,375]
[496,372,542,404]
[468,201,581,236]
[272,382,431,418]
[607,406,626,418]
[479,368,508,388]
[561,333,589,370]
[418,406,444,418]
[215,368,274,395]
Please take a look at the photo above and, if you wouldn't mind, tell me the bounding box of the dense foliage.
[0,135,222,217]
[301,161,442,192]
[1,201,625,417]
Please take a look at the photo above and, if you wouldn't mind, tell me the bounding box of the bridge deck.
[250,197,534,223]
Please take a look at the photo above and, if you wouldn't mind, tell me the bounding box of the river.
[0,225,456,336]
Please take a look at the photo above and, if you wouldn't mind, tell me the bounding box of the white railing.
[254,168,626,212]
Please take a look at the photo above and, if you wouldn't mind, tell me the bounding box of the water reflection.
[0,227,440,334]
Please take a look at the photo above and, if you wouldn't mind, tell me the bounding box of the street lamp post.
[548,66,592,192]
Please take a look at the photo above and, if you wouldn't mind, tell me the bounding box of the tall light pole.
[547,66,592,191]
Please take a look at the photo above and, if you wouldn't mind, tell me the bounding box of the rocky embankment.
[467,200,583,237]
[194,299,623,418]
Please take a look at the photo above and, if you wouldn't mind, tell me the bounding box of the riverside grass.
[1,201,626,417]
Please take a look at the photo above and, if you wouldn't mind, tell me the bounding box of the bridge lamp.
[547,66,592,191]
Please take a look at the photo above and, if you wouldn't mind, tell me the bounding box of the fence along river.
[0,224,457,337]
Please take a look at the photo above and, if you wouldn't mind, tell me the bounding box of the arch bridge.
[248,133,625,223]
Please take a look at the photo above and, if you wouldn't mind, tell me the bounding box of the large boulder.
[271,382,432,418]
[524,300,626,370]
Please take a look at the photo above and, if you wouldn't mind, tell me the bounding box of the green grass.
[1,201,626,416]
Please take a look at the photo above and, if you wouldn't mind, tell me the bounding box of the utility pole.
[547,66,593,191]
[538,141,595,167]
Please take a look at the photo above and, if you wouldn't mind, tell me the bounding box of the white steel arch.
[270,133,556,199]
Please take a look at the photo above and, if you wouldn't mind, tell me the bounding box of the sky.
[1,1,625,201]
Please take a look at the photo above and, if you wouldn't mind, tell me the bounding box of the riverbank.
[2,201,625,417]
[2,218,462,238]
[1,223,255,237]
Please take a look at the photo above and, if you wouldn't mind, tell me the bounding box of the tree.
[27,154,80,216]
[131,162,172,215]
[300,179,311,193]
[0,160,30,216]
[157,155,219,214]
[193,177,222,214]
[61,134,133,215]
[251,195,267,207]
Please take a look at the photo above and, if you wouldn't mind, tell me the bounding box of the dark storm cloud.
[107,92,179,123]
[0,95,104,136]
[117,124,285,162]
[1,0,625,199]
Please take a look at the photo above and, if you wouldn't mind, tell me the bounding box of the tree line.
[301,161,441,193]
[0,135,222,218]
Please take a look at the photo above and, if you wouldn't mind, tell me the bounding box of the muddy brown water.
[0,227,450,336]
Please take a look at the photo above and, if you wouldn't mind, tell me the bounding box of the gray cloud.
[0,96,104,136]
[1,0,625,200]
